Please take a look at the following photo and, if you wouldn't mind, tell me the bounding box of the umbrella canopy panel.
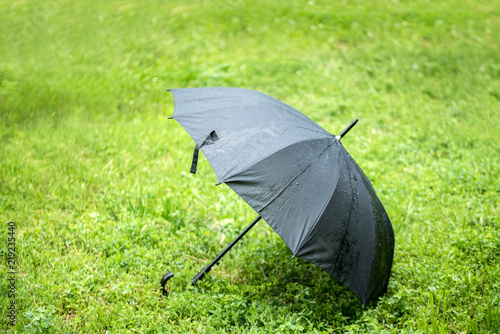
[168,87,331,183]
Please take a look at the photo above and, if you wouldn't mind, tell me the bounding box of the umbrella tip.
[338,118,359,141]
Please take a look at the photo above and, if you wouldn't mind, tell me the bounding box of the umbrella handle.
[160,271,174,296]
[159,216,262,295]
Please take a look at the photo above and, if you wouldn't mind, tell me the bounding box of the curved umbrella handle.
[159,216,262,295]
[160,271,174,296]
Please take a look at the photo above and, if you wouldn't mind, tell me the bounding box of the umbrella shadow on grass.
[196,237,369,326]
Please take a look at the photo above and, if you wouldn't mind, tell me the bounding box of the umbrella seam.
[217,135,334,186]
[248,140,336,214]
[171,87,281,104]
[350,155,382,303]
[175,105,327,138]
[293,142,343,255]
[331,153,356,272]
[170,88,328,136]
[295,147,370,304]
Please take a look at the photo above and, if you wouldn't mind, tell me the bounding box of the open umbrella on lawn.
[162,87,394,306]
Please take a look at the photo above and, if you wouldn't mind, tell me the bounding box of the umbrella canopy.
[168,87,394,305]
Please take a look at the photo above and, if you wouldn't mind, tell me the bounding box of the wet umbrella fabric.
[168,87,394,305]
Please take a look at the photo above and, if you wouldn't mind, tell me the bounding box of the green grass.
[1,0,499,332]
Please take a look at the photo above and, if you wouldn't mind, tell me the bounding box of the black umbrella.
[163,87,394,305]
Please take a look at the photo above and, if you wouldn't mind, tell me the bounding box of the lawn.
[1,0,499,332]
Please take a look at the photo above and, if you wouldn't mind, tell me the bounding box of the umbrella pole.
[189,215,262,286]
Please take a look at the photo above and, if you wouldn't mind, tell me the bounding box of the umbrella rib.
[258,140,336,214]
[217,135,333,185]
[331,158,355,272]
[170,90,328,135]
[292,145,343,255]
[175,103,282,117]
[176,106,327,137]
[291,124,330,136]
[294,149,361,299]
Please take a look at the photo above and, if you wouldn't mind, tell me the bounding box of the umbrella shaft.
[191,215,262,285]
